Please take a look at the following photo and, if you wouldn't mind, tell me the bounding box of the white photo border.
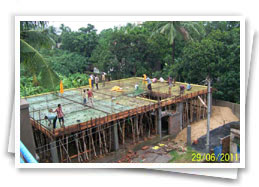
[15,16,245,168]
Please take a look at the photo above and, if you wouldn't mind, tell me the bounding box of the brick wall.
[168,112,181,137]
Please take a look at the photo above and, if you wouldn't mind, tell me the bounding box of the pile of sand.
[174,106,239,144]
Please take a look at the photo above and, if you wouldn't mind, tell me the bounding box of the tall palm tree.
[20,21,60,90]
[152,21,204,64]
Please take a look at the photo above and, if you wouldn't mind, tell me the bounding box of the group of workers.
[44,104,64,130]
[45,73,193,130]
[89,73,106,90]
[142,74,192,95]
[44,87,95,130]
[44,72,107,130]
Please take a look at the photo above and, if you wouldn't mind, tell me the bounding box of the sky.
[49,21,138,33]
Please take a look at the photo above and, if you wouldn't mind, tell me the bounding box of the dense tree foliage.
[20,21,240,103]
[60,24,98,58]
[40,48,91,76]
[167,24,240,102]
[20,21,60,90]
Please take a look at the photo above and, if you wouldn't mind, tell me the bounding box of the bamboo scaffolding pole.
[102,123,108,154]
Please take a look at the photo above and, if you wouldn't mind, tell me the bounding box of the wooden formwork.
[31,88,209,163]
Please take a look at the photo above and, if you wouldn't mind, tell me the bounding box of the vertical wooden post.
[66,135,70,162]
[113,121,119,151]
[177,102,183,130]
[158,103,162,140]
[135,114,139,142]
[155,109,158,135]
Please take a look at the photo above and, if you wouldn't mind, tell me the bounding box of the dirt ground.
[174,106,239,145]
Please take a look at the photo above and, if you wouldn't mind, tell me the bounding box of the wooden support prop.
[195,97,199,121]
[122,119,125,145]
[66,136,70,162]
[202,94,205,119]
[59,138,71,163]
[90,128,97,157]
[135,114,139,142]
[109,123,112,152]
[102,124,108,154]
[148,105,154,133]
[198,96,201,120]
[118,119,122,143]
[155,109,158,134]
[81,132,89,161]
[75,134,83,162]
[87,126,92,160]
[129,111,135,144]
[98,125,103,156]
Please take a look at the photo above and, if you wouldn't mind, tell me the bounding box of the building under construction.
[21,77,209,163]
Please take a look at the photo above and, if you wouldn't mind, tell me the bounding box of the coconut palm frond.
[168,23,177,44]
[40,66,60,91]
[20,39,60,90]
[160,23,170,34]
[20,21,47,31]
[181,22,205,36]
[21,30,55,50]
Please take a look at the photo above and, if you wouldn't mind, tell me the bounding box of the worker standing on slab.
[87,89,94,106]
[179,85,185,95]
[95,75,99,90]
[143,74,147,85]
[90,74,95,89]
[54,104,65,128]
[81,89,87,105]
[102,72,106,87]
[146,76,152,91]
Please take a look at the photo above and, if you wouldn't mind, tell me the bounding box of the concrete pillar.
[20,99,36,157]
[113,122,119,151]
[177,102,183,130]
[187,125,191,146]
[158,108,162,140]
[50,140,59,163]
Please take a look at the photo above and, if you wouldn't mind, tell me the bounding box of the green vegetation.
[169,147,201,163]
[20,21,240,103]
